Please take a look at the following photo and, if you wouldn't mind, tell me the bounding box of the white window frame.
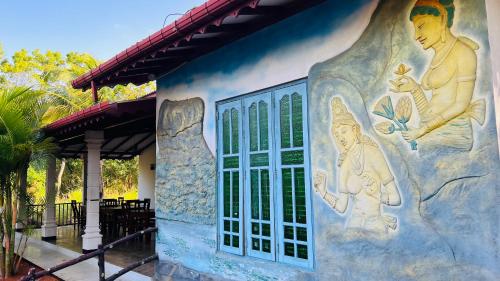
[243,92,276,261]
[217,100,244,255]
[216,79,314,269]
[273,83,314,268]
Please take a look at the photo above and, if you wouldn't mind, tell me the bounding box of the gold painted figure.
[314,98,401,233]
[390,0,485,150]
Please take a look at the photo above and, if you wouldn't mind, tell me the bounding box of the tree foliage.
[0,87,56,277]
[0,44,153,203]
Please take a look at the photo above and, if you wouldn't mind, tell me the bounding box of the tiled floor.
[16,234,150,281]
[29,225,156,277]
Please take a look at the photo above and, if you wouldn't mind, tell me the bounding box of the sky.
[0,0,205,61]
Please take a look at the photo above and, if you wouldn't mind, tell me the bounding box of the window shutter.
[243,92,276,260]
[274,83,314,267]
[217,100,244,255]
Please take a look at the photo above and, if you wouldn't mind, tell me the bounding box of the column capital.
[84,130,104,145]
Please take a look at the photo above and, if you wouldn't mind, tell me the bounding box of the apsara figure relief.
[314,97,401,234]
[377,0,485,151]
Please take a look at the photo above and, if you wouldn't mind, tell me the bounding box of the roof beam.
[106,135,136,155]
[116,133,154,157]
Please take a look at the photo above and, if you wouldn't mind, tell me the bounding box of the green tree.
[1,46,153,202]
[0,87,55,277]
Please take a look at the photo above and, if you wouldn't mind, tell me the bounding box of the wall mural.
[314,97,401,234]
[373,0,486,151]
[309,0,499,280]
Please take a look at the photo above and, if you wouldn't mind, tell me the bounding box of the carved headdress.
[331,97,357,127]
[411,0,455,27]
[413,0,449,18]
[330,97,377,167]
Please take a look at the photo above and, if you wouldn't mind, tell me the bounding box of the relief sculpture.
[380,0,485,151]
[314,97,401,234]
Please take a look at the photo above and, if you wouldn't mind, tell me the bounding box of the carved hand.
[401,127,425,141]
[313,171,327,198]
[390,75,419,93]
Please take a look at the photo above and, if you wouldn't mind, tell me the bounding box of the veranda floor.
[29,225,155,277]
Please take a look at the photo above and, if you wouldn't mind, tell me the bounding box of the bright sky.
[0,0,205,61]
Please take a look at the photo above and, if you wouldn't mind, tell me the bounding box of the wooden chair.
[71,200,85,234]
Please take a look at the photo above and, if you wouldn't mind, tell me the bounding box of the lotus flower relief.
[395,96,412,125]
[375,122,396,135]
[372,94,418,150]
[394,63,411,76]
[373,96,395,120]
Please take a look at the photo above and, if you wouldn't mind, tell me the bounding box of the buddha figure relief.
[314,98,401,234]
[389,0,485,151]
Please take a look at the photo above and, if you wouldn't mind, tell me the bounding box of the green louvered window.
[218,101,243,255]
[244,94,275,260]
[217,81,312,268]
[274,83,313,268]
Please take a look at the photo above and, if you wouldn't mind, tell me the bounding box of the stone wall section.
[156,98,216,225]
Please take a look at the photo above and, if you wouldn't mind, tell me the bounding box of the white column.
[82,130,104,252]
[138,144,156,209]
[41,156,57,240]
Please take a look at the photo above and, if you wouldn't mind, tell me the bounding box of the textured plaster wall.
[485,0,500,152]
[156,98,216,224]
[308,0,499,280]
[154,0,500,280]
[155,0,378,154]
[155,0,378,280]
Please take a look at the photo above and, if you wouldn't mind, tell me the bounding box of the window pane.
[280,95,291,148]
[259,101,269,150]
[282,168,293,223]
[249,103,258,152]
[284,225,294,240]
[232,171,239,218]
[252,223,259,235]
[223,156,239,169]
[262,239,271,253]
[250,153,268,167]
[224,220,230,231]
[262,223,271,237]
[224,234,231,246]
[261,170,270,221]
[291,93,303,147]
[281,150,304,165]
[250,170,259,219]
[297,244,308,259]
[232,221,239,233]
[284,242,295,257]
[252,238,260,251]
[296,227,307,242]
[222,110,230,154]
[223,172,230,217]
[294,168,306,224]
[231,108,239,154]
[232,235,239,248]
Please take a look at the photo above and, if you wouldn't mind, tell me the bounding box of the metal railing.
[26,202,83,228]
[21,227,158,281]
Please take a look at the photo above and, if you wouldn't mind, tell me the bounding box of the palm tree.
[0,87,55,277]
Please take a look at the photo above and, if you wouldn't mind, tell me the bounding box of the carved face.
[412,14,446,50]
[333,124,357,151]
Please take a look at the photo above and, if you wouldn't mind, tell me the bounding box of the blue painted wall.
[155,0,500,280]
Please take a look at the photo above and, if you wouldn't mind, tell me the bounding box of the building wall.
[138,144,155,208]
[154,0,500,280]
[486,0,500,152]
